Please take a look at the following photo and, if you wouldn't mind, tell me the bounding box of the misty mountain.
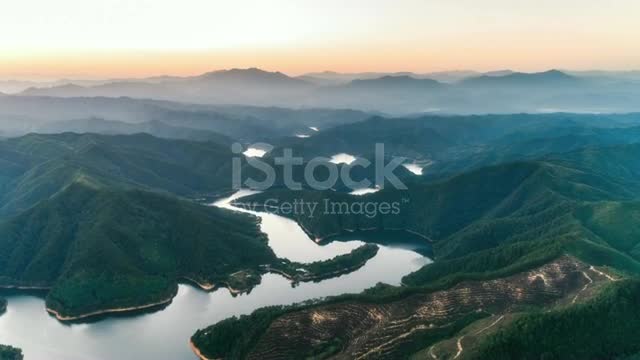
[482,69,515,77]
[347,75,445,90]
[461,69,581,87]
[10,68,640,114]
[37,118,234,144]
[19,68,314,106]
[0,96,371,141]
[300,70,481,84]
[193,68,309,87]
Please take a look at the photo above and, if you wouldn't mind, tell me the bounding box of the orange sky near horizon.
[1,0,639,80]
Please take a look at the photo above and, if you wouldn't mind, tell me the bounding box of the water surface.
[0,191,432,360]
[329,153,356,165]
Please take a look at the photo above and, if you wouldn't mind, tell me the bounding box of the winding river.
[0,191,432,360]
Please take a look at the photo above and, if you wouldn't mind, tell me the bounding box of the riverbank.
[0,284,51,290]
[232,201,434,244]
[0,242,429,360]
[181,277,246,296]
[268,244,380,283]
[189,339,215,360]
[45,296,175,321]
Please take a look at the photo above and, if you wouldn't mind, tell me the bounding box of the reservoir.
[0,191,432,360]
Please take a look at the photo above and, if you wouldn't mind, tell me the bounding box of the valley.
[2,82,640,360]
[0,190,431,359]
[3,3,640,358]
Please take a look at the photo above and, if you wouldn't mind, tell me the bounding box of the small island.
[190,244,380,359]
[268,244,379,283]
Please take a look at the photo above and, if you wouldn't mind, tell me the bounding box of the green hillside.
[0,181,275,319]
[194,143,640,358]
[473,279,640,360]
[0,133,237,216]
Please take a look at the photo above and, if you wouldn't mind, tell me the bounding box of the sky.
[1,0,639,79]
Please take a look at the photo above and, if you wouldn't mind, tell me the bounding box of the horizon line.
[2,67,640,83]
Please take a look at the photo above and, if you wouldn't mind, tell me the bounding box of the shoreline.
[4,274,251,323]
[189,339,215,360]
[0,284,51,290]
[181,276,216,291]
[265,247,378,283]
[232,201,434,243]
[181,277,245,296]
[45,296,174,321]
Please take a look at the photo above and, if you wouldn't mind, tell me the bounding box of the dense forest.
[473,280,640,360]
[0,182,276,319]
[3,111,640,358]
[271,244,379,282]
[193,138,640,359]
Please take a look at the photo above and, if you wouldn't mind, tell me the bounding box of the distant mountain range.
[4,68,640,114]
[461,69,581,87]
[0,95,371,141]
[299,70,482,84]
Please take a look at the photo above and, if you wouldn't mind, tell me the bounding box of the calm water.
[0,191,432,360]
[329,153,356,165]
[242,147,267,158]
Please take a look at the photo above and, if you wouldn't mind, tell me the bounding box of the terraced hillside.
[191,257,618,359]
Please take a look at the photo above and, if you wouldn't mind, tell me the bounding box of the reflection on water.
[242,147,267,158]
[349,186,381,196]
[0,191,432,360]
[403,163,423,175]
[329,153,356,165]
[214,189,363,262]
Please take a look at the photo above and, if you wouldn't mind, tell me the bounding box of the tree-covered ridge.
[268,113,640,165]
[0,181,275,319]
[270,244,379,282]
[472,279,640,360]
[0,132,237,216]
[192,142,640,359]
[241,143,640,268]
[0,133,392,319]
[0,181,384,319]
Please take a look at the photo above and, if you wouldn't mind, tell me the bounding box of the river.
[0,191,432,360]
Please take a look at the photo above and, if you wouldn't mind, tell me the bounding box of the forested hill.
[193,143,640,359]
[0,133,274,319]
[0,132,237,216]
[0,181,276,319]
